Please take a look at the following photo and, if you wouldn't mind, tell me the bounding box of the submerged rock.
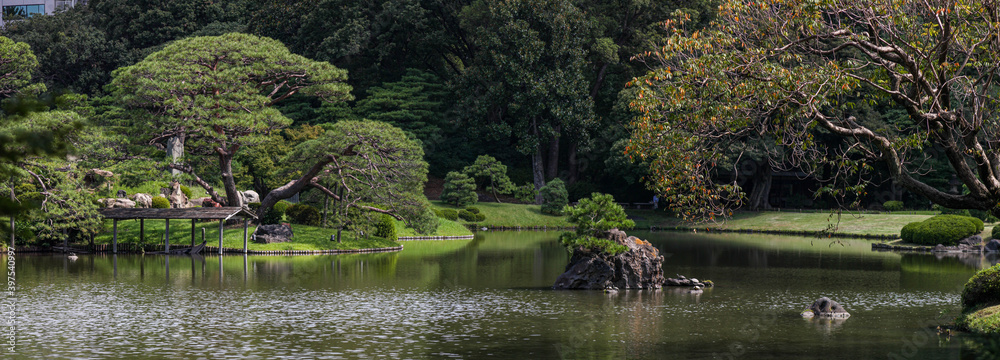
[802,297,850,318]
[553,229,665,290]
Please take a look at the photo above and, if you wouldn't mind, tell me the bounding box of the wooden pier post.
[112,219,118,254]
[139,219,144,246]
[218,220,224,255]
[165,219,170,252]
[191,219,196,247]
[243,218,248,254]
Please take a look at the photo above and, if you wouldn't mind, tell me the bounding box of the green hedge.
[883,200,904,211]
[435,209,458,221]
[286,204,321,226]
[963,264,1000,312]
[992,225,1000,240]
[899,215,980,246]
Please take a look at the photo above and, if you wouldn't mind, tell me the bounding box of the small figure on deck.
[652,195,659,210]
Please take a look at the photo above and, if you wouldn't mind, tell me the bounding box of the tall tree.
[627,0,1000,220]
[259,120,437,234]
[111,33,352,207]
[458,0,595,203]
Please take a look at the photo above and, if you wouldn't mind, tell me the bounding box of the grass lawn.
[395,218,472,237]
[431,200,573,228]
[629,210,946,237]
[93,219,399,251]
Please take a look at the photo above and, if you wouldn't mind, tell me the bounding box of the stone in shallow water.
[986,239,1000,252]
[553,229,665,290]
[803,297,850,318]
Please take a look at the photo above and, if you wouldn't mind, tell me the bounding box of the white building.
[0,0,81,23]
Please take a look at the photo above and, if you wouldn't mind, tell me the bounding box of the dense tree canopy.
[259,120,437,234]
[111,32,352,207]
[627,0,1000,220]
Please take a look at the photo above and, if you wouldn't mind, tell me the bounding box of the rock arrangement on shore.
[553,229,666,290]
[801,297,851,318]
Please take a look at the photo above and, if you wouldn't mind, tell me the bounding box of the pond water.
[3,231,997,359]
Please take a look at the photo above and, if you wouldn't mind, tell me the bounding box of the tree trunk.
[747,162,773,210]
[531,118,546,204]
[219,150,241,207]
[547,126,560,180]
[567,142,579,185]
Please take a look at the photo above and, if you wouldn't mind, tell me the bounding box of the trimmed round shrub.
[883,200,904,211]
[972,217,986,233]
[373,214,397,241]
[474,213,486,222]
[963,264,1000,312]
[180,185,193,199]
[286,204,321,226]
[151,196,170,209]
[465,207,481,214]
[458,209,476,222]
[941,207,972,217]
[901,215,980,245]
[435,209,458,221]
[993,225,1000,240]
[261,201,292,225]
[274,200,292,214]
[539,178,568,215]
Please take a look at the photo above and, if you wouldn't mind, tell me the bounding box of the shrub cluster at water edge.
[539,178,568,215]
[435,209,458,221]
[899,215,980,245]
[963,264,1000,315]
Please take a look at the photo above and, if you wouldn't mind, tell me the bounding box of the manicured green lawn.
[431,200,573,228]
[629,210,944,237]
[395,218,471,237]
[93,219,399,251]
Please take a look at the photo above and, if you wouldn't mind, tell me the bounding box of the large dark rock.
[960,235,984,246]
[254,224,294,244]
[553,229,665,290]
[986,239,1000,252]
[802,297,851,318]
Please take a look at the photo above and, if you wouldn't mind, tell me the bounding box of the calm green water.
[2,231,996,359]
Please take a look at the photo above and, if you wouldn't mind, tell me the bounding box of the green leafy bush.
[941,207,972,217]
[513,183,537,203]
[883,200,904,211]
[465,207,481,214]
[373,214,397,241]
[900,215,980,245]
[559,193,636,255]
[274,200,292,214]
[970,209,1000,223]
[262,200,292,225]
[963,264,1000,312]
[286,204,321,226]
[435,209,458,221]
[151,196,170,209]
[411,207,440,235]
[539,178,568,215]
[441,171,478,207]
[180,185,193,199]
[993,225,1000,240]
[458,209,475,221]
[474,213,486,221]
